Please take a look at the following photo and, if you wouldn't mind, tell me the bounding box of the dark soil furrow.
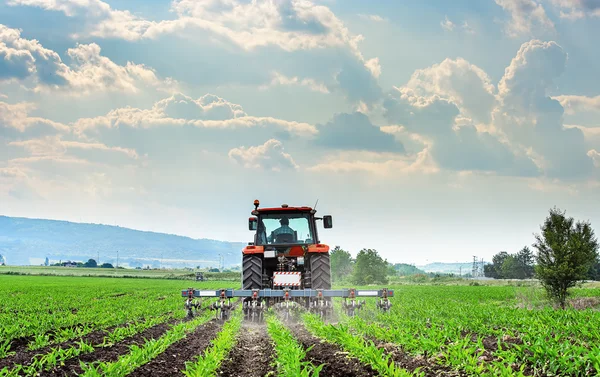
[216,322,276,377]
[374,340,467,377]
[287,322,378,377]
[2,311,174,362]
[34,318,180,377]
[126,319,223,377]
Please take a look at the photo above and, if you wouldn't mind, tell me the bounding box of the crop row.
[0,275,227,353]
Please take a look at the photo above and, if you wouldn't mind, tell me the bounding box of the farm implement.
[182,199,393,321]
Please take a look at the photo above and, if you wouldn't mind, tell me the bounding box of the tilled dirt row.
[127,319,223,377]
[216,322,276,377]
[286,322,378,377]
[1,311,175,365]
[36,318,181,376]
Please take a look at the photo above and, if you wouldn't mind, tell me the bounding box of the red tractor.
[182,199,393,321]
[243,199,333,291]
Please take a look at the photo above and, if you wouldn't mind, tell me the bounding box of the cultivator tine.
[309,289,333,319]
[243,289,265,323]
[376,288,392,312]
[342,289,365,317]
[209,289,232,321]
[184,288,202,318]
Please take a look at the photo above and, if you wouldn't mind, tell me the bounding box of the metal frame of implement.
[182,287,394,319]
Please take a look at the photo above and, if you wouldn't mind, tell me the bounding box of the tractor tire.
[242,254,263,290]
[309,253,331,289]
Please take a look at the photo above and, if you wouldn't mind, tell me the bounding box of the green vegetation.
[183,310,243,376]
[0,275,599,376]
[533,207,599,308]
[266,313,324,376]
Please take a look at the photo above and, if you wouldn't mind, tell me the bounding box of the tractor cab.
[248,202,332,251]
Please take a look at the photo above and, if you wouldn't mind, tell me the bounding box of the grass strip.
[266,312,324,377]
[301,312,417,377]
[77,311,214,377]
[182,309,242,376]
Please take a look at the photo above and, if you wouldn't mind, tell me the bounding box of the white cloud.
[0,24,174,94]
[0,101,69,134]
[364,57,381,79]
[494,0,555,37]
[589,149,600,167]
[493,39,594,179]
[549,0,600,19]
[441,16,455,31]
[402,58,496,124]
[553,95,600,114]
[8,135,139,160]
[73,92,317,137]
[358,14,386,22]
[228,139,298,171]
[306,148,438,176]
[259,71,330,93]
[8,0,367,59]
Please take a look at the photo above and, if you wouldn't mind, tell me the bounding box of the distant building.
[61,261,77,267]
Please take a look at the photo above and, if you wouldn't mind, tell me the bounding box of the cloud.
[8,0,365,56]
[154,93,247,120]
[358,14,386,22]
[228,139,298,171]
[314,112,404,153]
[259,72,330,93]
[73,92,317,137]
[589,149,600,167]
[441,16,455,31]
[383,90,538,175]
[402,58,496,124]
[0,24,173,94]
[494,0,555,38]
[494,39,595,179]
[553,95,600,114]
[548,0,600,19]
[0,101,69,140]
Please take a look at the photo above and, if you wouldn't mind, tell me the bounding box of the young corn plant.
[78,310,214,377]
[265,312,324,377]
[301,312,418,377]
[182,309,243,376]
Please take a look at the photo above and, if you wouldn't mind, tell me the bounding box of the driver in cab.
[268,217,296,243]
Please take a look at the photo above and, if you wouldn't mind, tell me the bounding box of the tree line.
[331,207,599,309]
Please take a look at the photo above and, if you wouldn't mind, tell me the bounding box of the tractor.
[182,199,393,321]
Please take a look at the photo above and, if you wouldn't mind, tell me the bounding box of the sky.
[1,0,600,266]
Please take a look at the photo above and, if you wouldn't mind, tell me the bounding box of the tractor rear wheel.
[309,253,331,289]
[242,254,263,290]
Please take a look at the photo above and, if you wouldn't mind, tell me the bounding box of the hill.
[0,215,246,268]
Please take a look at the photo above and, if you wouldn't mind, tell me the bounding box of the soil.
[374,341,467,377]
[35,318,180,376]
[126,319,223,377]
[286,322,378,377]
[216,322,276,377]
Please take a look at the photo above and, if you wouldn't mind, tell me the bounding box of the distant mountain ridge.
[0,215,246,268]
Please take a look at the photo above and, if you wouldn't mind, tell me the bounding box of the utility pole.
[116,250,119,269]
[97,251,99,266]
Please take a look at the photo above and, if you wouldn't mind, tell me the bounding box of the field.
[1,275,599,376]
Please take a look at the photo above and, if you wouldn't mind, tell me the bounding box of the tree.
[483,263,498,278]
[84,259,97,268]
[515,246,535,278]
[533,207,599,309]
[44,257,49,266]
[100,263,114,268]
[330,246,353,282]
[351,248,389,285]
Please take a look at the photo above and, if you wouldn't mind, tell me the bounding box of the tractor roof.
[257,206,313,213]
[251,200,315,215]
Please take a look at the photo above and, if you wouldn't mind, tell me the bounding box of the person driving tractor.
[268,217,296,243]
